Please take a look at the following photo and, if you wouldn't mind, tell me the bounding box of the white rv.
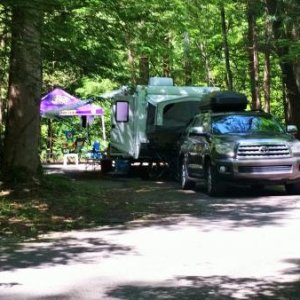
[104,77,219,171]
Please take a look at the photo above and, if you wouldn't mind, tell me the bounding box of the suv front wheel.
[206,163,224,196]
[181,160,195,190]
[285,182,300,195]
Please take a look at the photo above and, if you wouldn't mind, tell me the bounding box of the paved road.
[1,178,300,299]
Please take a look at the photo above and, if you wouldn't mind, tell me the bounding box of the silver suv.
[178,109,300,196]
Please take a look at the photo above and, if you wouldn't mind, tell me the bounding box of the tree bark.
[183,32,192,85]
[220,4,233,90]
[125,32,137,85]
[0,5,10,135]
[282,77,289,126]
[196,41,212,86]
[47,119,53,163]
[247,0,261,110]
[265,0,300,133]
[163,55,171,77]
[263,9,272,113]
[163,36,171,77]
[263,51,271,113]
[3,2,43,182]
[139,55,149,85]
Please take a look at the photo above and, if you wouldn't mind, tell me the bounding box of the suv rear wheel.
[181,160,195,190]
[206,163,224,196]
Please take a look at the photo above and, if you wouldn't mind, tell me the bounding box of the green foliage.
[75,76,118,99]
[1,0,300,168]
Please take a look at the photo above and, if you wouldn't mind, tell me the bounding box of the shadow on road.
[1,173,300,299]
[106,275,300,300]
[0,236,133,272]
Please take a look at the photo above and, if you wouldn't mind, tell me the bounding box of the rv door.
[110,97,135,158]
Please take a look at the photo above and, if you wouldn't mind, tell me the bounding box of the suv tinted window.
[212,114,284,134]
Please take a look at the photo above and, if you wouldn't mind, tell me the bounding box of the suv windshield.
[212,114,284,134]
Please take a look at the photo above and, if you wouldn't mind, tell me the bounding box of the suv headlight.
[290,141,300,155]
[215,142,235,157]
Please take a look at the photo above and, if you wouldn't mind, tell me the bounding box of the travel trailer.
[102,77,219,174]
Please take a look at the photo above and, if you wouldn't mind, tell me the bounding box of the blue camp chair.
[92,141,102,159]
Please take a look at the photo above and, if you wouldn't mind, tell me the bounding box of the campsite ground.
[1,164,300,299]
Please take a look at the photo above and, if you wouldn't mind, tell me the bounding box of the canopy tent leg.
[101,115,106,140]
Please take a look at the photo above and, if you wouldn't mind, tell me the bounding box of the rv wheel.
[101,158,113,174]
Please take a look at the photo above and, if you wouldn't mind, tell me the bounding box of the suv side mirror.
[287,125,298,134]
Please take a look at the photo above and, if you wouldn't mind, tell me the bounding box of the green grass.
[0,173,145,240]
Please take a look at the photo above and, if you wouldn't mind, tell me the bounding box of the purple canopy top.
[40,88,103,117]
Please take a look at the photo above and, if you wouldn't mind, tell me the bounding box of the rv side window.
[115,101,129,122]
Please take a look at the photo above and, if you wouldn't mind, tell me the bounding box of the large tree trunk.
[247,0,261,110]
[3,3,43,182]
[263,8,272,113]
[0,5,10,135]
[220,4,233,90]
[265,0,300,134]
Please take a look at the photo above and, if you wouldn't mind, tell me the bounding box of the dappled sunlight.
[106,275,300,299]
[0,234,135,272]
[1,204,300,299]
[1,172,300,299]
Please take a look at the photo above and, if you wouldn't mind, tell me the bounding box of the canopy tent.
[40,88,87,117]
[40,88,106,140]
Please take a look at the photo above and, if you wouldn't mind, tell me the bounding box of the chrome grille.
[237,144,291,159]
[238,165,292,173]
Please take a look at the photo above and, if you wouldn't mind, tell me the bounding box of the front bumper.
[214,157,300,184]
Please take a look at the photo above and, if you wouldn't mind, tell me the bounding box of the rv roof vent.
[148,77,173,86]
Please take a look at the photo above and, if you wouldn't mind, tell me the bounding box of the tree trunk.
[139,55,149,85]
[282,77,289,126]
[183,32,192,85]
[163,55,171,77]
[197,41,212,86]
[263,51,271,113]
[125,33,137,85]
[47,119,53,163]
[263,9,272,113]
[2,3,43,182]
[0,5,10,135]
[162,35,171,77]
[127,48,137,85]
[265,0,300,134]
[247,0,261,110]
[220,4,233,90]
